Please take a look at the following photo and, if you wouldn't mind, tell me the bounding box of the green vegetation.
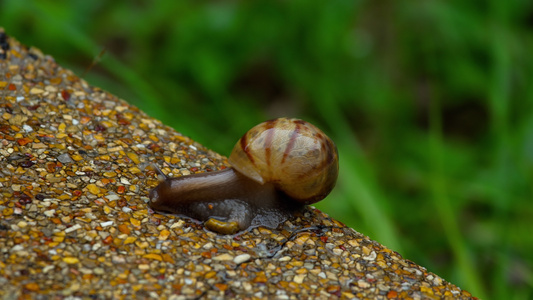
[2,1,532,298]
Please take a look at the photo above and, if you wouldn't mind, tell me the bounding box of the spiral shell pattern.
[228,118,338,204]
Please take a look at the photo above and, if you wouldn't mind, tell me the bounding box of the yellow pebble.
[94,134,105,142]
[71,154,83,161]
[143,254,162,261]
[58,194,71,200]
[130,218,141,226]
[132,284,143,292]
[63,257,80,264]
[128,166,141,174]
[29,87,44,94]
[3,208,13,216]
[24,282,40,291]
[420,286,434,295]
[175,136,188,142]
[135,241,149,249]
[124,237,137,245]
[86,184,100,195]
[127,152,140,164]
[122,112,134,120]
[132,210,148,219]
[159,230,170,241]
[100,121,113,128]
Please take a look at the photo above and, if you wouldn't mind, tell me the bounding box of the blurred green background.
[2,0,532,298]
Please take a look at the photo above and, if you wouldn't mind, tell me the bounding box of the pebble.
[65,224,82,233]
[57,153,74,164]
[86,184,100,195]
[213,254,234,261]
[63,257,80,264]
[158,229,170,240]
[106,194,120,201]
[100,221,114,227]
[29,87,44,94]
[233,254,251,264]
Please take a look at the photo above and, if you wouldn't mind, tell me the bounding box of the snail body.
[149,118,338,234]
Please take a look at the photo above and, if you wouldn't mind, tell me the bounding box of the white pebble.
[106,194,120,201]
[65,224,82,233]
[358,279,371,288]
[363,251,377,261]
[100,221,114,227]
[213,253,234,261]
[332,248,344,255]
[11,245,24,252]
[43,265,55,273]
[233,254,251,264]
[293,274,306,284]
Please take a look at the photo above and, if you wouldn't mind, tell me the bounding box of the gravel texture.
[0,29,477,299]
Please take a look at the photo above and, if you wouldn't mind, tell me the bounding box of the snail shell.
[149,117,339,234]
[229,118,338,204]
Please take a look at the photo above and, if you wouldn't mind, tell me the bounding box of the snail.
[149,118,339,234]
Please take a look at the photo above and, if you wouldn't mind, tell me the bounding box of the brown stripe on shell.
[281,120,300,164]
[240,131,256,167]
[323,139,337,168]
[263,119,278,168]
[295,138,337,180]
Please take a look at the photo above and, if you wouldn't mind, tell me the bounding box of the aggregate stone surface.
[0,29,476,299]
